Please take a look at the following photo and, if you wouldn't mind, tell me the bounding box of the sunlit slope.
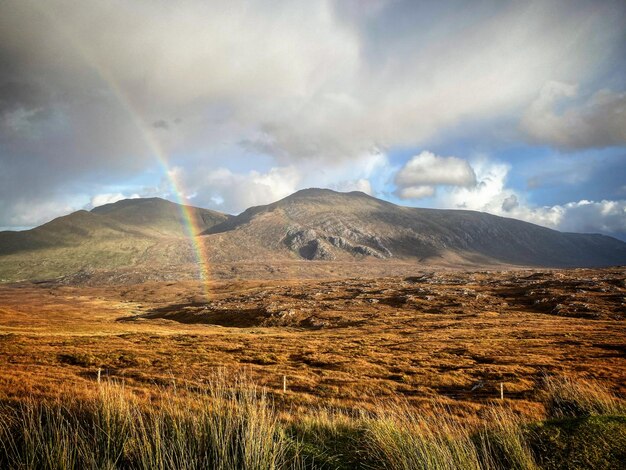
[0,198,229,281]
[91,197,228,237]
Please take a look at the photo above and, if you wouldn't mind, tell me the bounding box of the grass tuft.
[541,374,625,419]
[0,373,624,469]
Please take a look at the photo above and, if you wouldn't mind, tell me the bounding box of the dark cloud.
[521,83,626,149]
[501,195,519,212]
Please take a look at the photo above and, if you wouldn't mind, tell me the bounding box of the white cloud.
[89,192,140,209]
[0,198,84,229]
[397,185,436,200]
[521,81,626,149]
[331,178,373,195]
[425,157,626,239]
[396,151,477,187]
[437,158,511,210]
[395,151,476,200]
[167,151,389,214]
[173,166,301,214]
[511,199,626,236]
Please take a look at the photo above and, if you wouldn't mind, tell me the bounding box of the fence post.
[97,367,101,384]
[500,382,504,400]
[283,375,287,393]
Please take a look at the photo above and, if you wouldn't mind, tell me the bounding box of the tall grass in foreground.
[541,374,626,418]
[0,374,624,469]
[0,375,289,470]
[357,402,537,470]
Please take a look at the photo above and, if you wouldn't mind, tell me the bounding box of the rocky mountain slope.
[206,188,626,267]
[1,189,625,282]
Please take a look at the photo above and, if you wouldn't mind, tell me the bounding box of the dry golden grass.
[1,372,624,469]
[0,267,624,421]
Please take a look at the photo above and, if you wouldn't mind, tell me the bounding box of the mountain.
[205,188,626,267]
[1,189,625,282]
[0,198,229,281]
[90,197,228,237]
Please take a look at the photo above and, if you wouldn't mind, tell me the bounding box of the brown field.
[0,266,624,420]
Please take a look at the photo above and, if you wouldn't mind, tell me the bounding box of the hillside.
[1,189,625,282]
[205,188,626,267]
[91,197,228,237]
[0,198,229,281]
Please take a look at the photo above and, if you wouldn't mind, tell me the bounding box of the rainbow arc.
[36,3,212,298]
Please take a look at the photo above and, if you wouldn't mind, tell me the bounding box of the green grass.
[0,374,624,469]
[529,415,626,470]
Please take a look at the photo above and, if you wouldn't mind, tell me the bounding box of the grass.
[0,374,289,470]
[541,374,626,418]
[0,373,624,469]
[0,269,625,467]
[526,375,626,469]
[1,269,624,412]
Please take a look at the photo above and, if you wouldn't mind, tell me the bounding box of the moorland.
[0,266,624,468]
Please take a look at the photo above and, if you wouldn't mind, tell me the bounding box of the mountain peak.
[90,197,173,214]
[205,188,626,266]
[286,188,374,200]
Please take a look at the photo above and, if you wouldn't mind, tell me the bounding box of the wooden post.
[500,382,504,400]
[283,375,287,393]
[97,367,101,384]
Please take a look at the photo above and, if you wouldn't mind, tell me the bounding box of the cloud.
[435,158,511,210]
[166,151,389,214]
[1,0,625,228]
[170,166,301,214]
[330,178,373,195]
[551,200,626,235]
[521,81,626,149]
[0,197,84,230]
[501,194,519,212]
[395,151,476,199]
[426,156,626,240]
[89,192,140,209]
[397,185,436,200]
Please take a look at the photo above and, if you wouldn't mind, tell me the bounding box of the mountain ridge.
[203,188,626,267]
[1,189,625,282]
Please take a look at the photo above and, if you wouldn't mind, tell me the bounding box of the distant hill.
[1,190,625,282]
[0,198,229,281]
[91,197,228,237]
[205,188,626,267]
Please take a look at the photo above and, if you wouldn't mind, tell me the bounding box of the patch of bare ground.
[0,267,624,419]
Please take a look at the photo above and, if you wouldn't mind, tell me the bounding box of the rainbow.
[35,3,212,298]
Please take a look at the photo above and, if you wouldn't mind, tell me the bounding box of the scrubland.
[0,267,624,468]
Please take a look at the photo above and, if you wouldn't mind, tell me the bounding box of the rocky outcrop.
[284,227,391,260]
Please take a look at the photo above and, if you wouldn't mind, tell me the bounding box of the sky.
[1,0,625,240]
